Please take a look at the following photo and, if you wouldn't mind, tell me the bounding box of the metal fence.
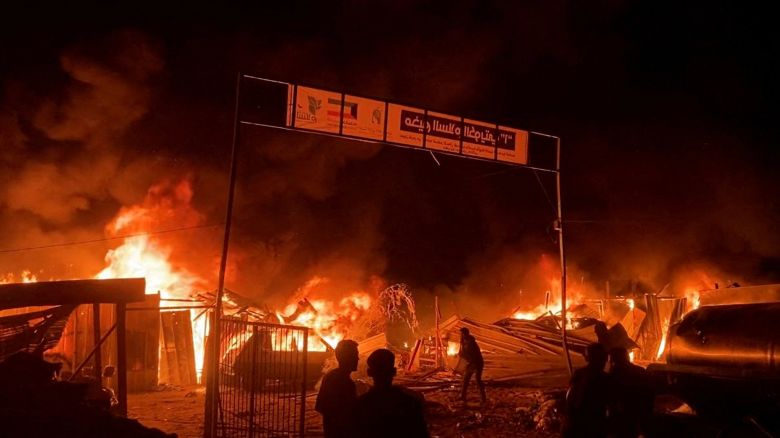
[217,318,308,437]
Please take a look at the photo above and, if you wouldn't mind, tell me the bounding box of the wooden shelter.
[0,278,145,416]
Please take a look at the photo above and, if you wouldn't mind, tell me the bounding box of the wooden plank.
[116,303,128,417]
[172,311,196,385]
[0,279,146,309]
[444,318,549,354]
[160,312,181,384]
[357,333,387,356]
[160,311,196,386]
[126,295,160,392]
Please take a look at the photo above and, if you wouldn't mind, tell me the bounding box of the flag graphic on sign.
[327,98,358,121]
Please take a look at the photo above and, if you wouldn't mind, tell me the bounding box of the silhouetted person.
[458,327,486,403]
[316,340,359,438]
[356,349,429,438]
[564,343,609,438]
[607,347,654,438]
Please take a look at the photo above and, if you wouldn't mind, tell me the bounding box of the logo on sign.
[296,96,320,122]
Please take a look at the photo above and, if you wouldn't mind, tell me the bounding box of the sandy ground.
[126,379,748,437]
[128,383,560,437]
[128,385,206,438]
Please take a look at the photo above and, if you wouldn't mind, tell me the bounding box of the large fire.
[512,279,585,321]
[0,176,732,377]
[95,180,375,373]
[2,178,379,382]
[277,292,372,351]
[95,179,210,381]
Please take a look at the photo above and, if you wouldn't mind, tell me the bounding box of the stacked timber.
[436,316,589,381]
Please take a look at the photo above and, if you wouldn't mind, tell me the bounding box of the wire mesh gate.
[216,318,308,437]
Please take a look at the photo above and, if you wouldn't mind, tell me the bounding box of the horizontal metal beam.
[239,120,560,174]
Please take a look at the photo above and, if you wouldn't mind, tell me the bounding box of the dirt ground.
[128,383,561,437]
[126,379,756,438]
[128,385,206,438]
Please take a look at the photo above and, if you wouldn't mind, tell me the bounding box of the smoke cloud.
[1,3,777,325]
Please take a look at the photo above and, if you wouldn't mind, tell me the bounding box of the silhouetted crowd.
[564,343,655,438]
[317,337,654,438]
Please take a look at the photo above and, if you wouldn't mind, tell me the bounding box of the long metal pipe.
[555,137,573,376]
[205,71,243,438]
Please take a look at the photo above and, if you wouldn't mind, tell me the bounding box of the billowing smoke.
[0,30,170,281]
[1,8,777,327]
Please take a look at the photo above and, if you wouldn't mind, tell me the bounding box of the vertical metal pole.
[338,92,345,135]
[205,71,243,438]
[116,303,128,417]
[555,137,574,376]
[291,84,298,128]
[248,326,257,437]
[299,328,308,438]
[92,303,102,382]
[382,101,389,142]
[434,296,441,368]
[422,110,429,149]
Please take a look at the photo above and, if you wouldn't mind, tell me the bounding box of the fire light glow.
[447,340,459,356]
[95,179,209,382]
[0,270,38,284]
[684,288,701,311]
[511,282,585,321]
[277,292,372,352]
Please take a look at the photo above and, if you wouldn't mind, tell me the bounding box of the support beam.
[0,278,145,310]
[555,137,574,376]
[205,71,243,438]
[116,303,128,417]
[92,303,102,382]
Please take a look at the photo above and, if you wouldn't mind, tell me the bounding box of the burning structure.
[0,17,776,437]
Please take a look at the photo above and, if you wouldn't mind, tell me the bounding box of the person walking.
[458,327,486,403]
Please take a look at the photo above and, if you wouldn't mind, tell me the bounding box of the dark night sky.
[1,1,778,313]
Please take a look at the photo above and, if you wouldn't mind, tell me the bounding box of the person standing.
[563,343,610,438]
[355,349,429,438]
[315,340,360,438]
[458,327,486,403]
[607,347,654,438]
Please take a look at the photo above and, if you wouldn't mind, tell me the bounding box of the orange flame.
[0,270,38,284]
[277,290,372,352]
[512,279,586,321]
[656,319,669,360]
[95,179,209,382]
[684,288,701,312]
[447,341,459,357]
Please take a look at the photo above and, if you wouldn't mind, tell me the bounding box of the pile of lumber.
[440,315,592,356]
[434,315,592,381]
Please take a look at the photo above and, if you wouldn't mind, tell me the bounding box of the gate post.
[299,328,308,437]
[248,325,258,437]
